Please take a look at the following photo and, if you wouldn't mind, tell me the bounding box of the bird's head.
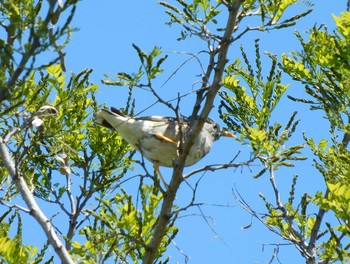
[205,119,235,140]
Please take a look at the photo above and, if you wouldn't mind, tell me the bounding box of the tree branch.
[183,158,255,179]
[142,1,244,263]
[269,166,315,262]
[0,200,31,213]
[0,138,75,264]
[306,189,328,264]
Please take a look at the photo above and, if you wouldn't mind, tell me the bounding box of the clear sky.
[24,1,348,263]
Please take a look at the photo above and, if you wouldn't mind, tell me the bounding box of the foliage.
[71,185,177,264]
[282,12,350,134]
[219,40,305,176]
[219,9,350,264]
[1,1,350,264]
[277,11,350,263]
[0,210,46,264]
[0,63,123,261]
[159,0,222,41]
[0,1,174,262]
[0,0,78,105]
[159,0,312,42]
[102,44,167,88]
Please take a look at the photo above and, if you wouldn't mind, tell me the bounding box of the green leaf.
[333,12,350,38]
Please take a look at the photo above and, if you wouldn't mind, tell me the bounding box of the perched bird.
[94,107,235,185]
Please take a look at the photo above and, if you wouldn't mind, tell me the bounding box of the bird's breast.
[114,118,215,167]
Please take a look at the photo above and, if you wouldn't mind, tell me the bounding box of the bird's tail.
[94,108,125,129]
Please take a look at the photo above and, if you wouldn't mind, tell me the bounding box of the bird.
[94,107,235,186]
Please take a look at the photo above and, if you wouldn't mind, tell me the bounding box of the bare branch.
[233,186,282,236]
[50,188,72,217]
[171,239,190,264]
[183,158,255,179]
[160,50,207,89]
[232,25,264,42]
[0,200,31,213]
[306,189,328,263]
[269,167,310,252]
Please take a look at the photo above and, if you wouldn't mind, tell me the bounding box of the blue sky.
[21,1,349,263]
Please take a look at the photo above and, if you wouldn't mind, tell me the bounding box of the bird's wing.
[95,109,193,144]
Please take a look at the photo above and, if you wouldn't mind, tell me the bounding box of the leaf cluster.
[260,188,316,247]
[71,185,178,264]
[281,12,350,136]
[219,40,305,176]
[160,0,313,43]
[102,45,167,90]
[159,0,221,41]
[0,64,137,262]
[0,209,49,264]
[304,136,350,262]
[275,11,350,263]
[0,0,78,103]
[242,0,313,27]
[1,64,132,199]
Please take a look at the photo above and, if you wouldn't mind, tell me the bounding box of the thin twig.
[184,157,256,179]
[0,200,31,213]
[268,166,312,260]
[160,50,207,89]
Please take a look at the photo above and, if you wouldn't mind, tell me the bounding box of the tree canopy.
[0,1,350,264]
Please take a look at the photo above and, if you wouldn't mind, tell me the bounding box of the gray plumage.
[94,107,234,167]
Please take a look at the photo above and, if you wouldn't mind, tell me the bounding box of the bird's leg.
[153,161,169,190]
[154,133,177,145]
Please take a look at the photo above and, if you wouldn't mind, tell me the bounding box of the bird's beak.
[222,131,236,138]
